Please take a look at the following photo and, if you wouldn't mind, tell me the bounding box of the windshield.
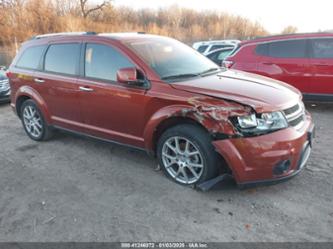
[125,37,220,81]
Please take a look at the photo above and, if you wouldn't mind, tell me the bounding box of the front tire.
[157,124,219,186]
[20,99,53,141]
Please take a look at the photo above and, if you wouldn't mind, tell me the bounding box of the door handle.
[263,62,274,66]
[79,86,94,92]
[34,78,45,83]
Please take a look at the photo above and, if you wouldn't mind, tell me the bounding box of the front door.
[77,42,150,148]
[257,39,311,93]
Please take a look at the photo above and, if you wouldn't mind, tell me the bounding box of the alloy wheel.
[161,136,204,184]
[22,105,43,138]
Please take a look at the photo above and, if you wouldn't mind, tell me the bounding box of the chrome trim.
[285,106,303,121]
[34,78,45,83]
[293,120,305,131]
[0,79,10,91]
[283,102,306,130]
[79,86,94,92]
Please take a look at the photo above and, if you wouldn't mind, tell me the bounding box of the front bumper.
[213,113,314,186]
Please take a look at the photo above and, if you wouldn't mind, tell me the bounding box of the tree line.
[0,0,277,58]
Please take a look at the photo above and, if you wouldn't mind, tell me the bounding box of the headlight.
[237,114,257,128]
[236,111,288,134]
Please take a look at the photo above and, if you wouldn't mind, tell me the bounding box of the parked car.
[193,40,240,55]
[0,67,10,103]
[224,33,333,101]
[7,32,314,188]
[206,47,234,65]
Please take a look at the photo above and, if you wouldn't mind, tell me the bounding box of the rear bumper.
[213,114,314,185]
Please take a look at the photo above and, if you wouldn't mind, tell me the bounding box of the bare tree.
[79,0,110,19]
[281,25,298,34]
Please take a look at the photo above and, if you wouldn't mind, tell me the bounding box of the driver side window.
[85,43,134,82]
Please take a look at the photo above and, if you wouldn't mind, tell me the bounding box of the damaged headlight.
[235,111,288,134]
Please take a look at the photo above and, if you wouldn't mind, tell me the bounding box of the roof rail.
[251,31,333,41]
[31,32,97,40]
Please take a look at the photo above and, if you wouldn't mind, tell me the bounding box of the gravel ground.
[0,102,332,242]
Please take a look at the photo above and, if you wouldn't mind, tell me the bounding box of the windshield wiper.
[161,73,199,80]
[198,67,220,76]
[161,68,220,81]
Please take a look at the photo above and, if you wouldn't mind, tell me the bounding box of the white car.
[0,67,10,103]
[193,40,240,55]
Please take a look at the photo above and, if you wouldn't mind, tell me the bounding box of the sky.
[105,0,333,34]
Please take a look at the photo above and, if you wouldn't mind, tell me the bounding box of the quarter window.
[255,43,269,56]
[16,46,46,70]
[268,40,307,58]
[197,45,208,53]
[311,39,333,58]
[44,44,80,75]
[85,43,134,81]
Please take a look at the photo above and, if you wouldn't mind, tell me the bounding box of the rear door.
[308,38,333,96]
[34,42,83,130]
[257,39,311,93]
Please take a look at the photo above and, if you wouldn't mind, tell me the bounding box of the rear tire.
[20,99,53,141]
[157,124,219,186]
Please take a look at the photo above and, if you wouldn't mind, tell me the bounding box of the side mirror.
[117,67,144,86]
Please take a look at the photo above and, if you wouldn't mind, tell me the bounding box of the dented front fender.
[143,96,252,152]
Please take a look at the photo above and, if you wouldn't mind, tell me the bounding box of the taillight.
[223,60,234,69]
[6,71,12,78]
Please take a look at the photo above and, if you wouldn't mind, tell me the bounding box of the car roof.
[241,32,333,46]
[193,40,240,46]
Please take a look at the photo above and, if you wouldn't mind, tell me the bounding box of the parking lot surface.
[0,103,332,242]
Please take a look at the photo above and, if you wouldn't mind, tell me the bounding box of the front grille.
[0,80,9,89]
[0,79,9,90]
[289,114,304,127]
[284,104,300,116]
[283,103,305,129]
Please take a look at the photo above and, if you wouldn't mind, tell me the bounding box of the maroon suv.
[7,33,314,189]
[224,33,333,101]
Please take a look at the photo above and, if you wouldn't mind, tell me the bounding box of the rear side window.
[44,43,80,75]
[85,43,134,82]
[209,44,233,52]
[227,45,240,57]
[311,39,333,58]
[197,45,208,53]
[217,50,233,60]
[256,43,269,56]
[16,45,46,70]
[268,40,307,58]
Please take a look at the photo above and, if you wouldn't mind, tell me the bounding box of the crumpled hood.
[171,69,301,113]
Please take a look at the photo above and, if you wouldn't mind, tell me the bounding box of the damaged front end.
[171,96,254,191]
[175,96,253,138]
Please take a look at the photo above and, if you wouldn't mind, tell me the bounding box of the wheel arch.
[143,105,219,155]
[152,116,210,154]
[14,86,51,124]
